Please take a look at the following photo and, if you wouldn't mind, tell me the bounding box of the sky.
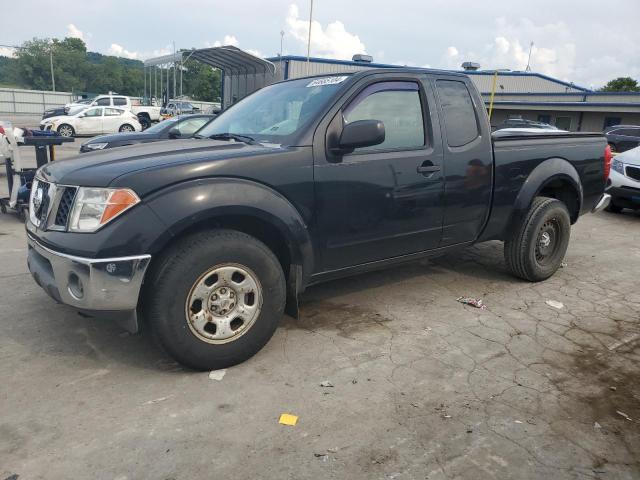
[1,0,639,89]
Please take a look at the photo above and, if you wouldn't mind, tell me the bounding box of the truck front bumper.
[27,233,151,330]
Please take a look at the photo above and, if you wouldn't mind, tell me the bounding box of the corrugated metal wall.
[0,88,77,115]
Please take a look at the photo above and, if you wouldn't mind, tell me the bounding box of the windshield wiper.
[208,133,256,144]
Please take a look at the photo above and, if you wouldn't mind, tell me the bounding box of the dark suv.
[605,125,640,153]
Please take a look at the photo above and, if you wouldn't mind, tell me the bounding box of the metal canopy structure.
[188,46,276,109]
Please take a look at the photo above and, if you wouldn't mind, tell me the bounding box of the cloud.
[286,3,366,60]
[0,46,16,58]
[66,23,84,41]
[211,35,239,48]
[108,43,139,59]
[440,18,577,81]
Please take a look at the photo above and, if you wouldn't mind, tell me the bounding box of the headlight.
[85,142,108,150]
[68,187,140,232]
[612,158,625,175]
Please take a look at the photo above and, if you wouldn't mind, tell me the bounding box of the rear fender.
[510,157,583,229]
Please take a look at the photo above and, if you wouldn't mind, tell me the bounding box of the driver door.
[77,107,103,134]
[313,75,445,271]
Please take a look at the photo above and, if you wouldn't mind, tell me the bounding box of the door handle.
[417,163,441,176]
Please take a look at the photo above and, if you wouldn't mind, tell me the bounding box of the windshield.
[196,76,350,144]
[144,116,180,134]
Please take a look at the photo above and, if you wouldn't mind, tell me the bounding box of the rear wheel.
[606,200,623,213]
[504,197,571,282]
[57,124,75,137]
[119,124,135,133]
[144,229,286,370]
[138,116,151,130]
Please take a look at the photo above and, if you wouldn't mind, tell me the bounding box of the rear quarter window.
[436,80,479,147]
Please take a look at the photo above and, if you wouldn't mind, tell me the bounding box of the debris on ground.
[545,300,564,309]
[594,421,602,429]
[208,369,226,381]
[514,420,523,424]
[560,262,568,268]
[616,410,632,421]
[607,333,640,351]
[319,380,334,388]
[314,453,329,461]
[279,413,298,426]
[142,395,172,405]
[456,296,487,310]
[609,386,617,391]
[4,475,19,480]
[351,379,358,384]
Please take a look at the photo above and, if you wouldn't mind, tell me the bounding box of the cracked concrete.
[1,156,639,478]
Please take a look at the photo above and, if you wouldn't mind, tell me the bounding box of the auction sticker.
[306,76,349,87]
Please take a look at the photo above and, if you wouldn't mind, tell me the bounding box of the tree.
[599,77,640,92]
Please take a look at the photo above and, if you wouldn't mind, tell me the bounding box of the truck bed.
[479,131,606,241]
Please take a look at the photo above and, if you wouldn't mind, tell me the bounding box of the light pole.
[306,0,314,75]
[49,45,56,92]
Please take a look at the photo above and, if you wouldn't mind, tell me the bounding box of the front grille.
[54,187,77,227]
[30,181,77,230]
[625,166,640,182]
[31,180,52,225]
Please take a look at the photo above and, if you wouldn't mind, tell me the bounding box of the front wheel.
[504,197,571,282]
[144,229,286,370]
[57,124,75,137]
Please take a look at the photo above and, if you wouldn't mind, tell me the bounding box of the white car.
[40,106,142,137]
[606,145,640,213]
[66,94,161,129]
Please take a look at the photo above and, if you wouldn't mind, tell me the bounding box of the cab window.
[113,97,127,106]
[343,81,425,152]
[436,80,479,147]
[95,98,111,106]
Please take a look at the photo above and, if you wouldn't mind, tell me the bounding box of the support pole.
[488,71,498,121]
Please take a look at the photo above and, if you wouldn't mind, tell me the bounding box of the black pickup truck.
[26,69,612,369]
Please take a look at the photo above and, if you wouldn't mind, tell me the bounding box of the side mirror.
[168,127,182,139]
[338,119,385,151]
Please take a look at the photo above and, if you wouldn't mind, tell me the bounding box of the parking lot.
[0,145,638,479]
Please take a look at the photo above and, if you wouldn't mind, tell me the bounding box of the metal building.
[218,52,640,132]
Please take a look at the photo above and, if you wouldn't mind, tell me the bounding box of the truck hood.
[38,139,279,190]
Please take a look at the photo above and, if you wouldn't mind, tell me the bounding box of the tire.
[504,197,571,282]
[57,124,75,137]
[138,116,151,130]
[144,229,286,370]
[119,124,135,133]
[606,200,623,213]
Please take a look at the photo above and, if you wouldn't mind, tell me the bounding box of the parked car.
[26,69,610,370]
[40,106,142,137]
[493,118,559,131]
[160,101,201,119]
[79,114,215,153]
[64,94,161,130]
[606,145,640,212]
[604,124,640,153]
[42,98,93,120]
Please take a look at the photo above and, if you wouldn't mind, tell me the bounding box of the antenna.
[525,41,534,71]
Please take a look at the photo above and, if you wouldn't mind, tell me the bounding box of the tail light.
[604,144,612,181]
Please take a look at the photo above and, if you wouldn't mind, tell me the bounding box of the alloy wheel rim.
[185,263,263,344]
[59,126,72,137]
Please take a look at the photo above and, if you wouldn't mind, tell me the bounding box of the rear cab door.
[312,71,446,271]
[430,75,493,246]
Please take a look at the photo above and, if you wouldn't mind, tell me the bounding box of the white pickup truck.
[65,95,161,129]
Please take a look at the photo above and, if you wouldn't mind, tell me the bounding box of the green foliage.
[599,77,640,92]
[0,37,220,102]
